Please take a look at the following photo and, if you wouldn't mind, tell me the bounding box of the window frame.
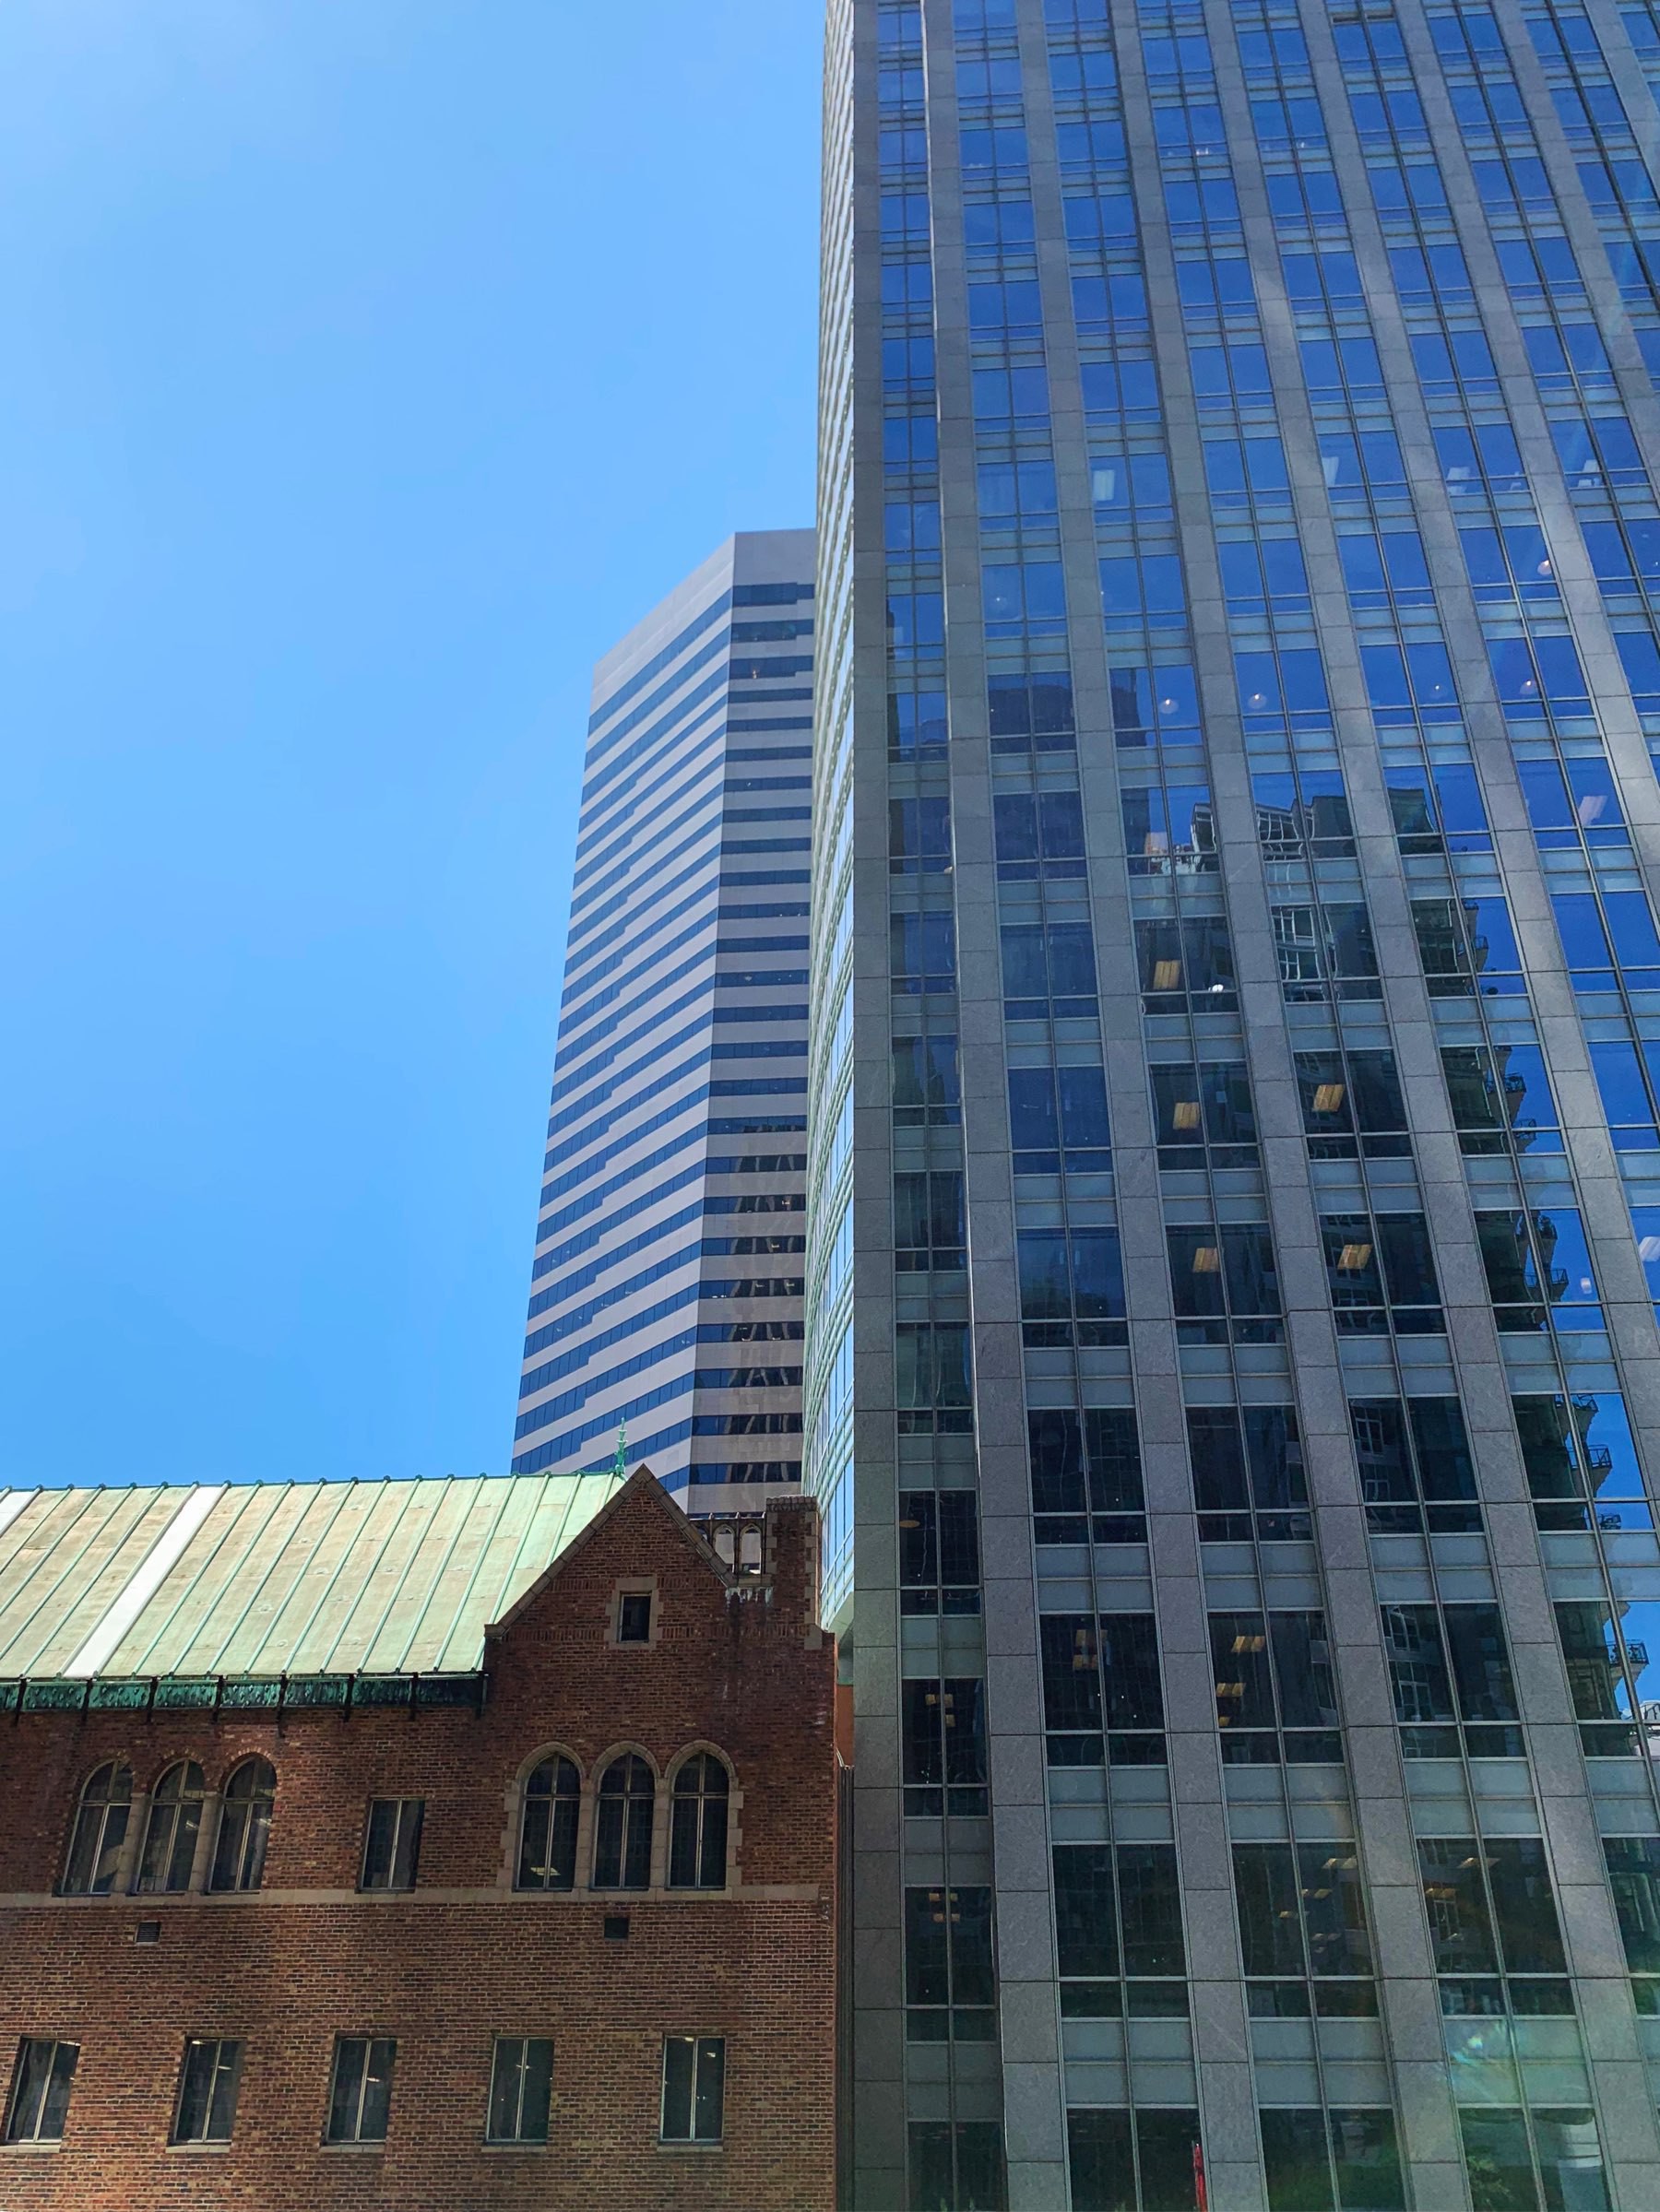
[208,1757,276,1894]
[324,2036,397,2148]
[485,2035,553,2148]
[136,1761,208,1897]
[61,1762,133,1897]
[359,1797,424,1894]
[667,1751,732,1892]
[658,2035,726,2147]
[515,1752,583,1893]
[591,1751,658,1891]
[3,2040,78,2148]
[171,2038,243,2148]
[611,1579,658,1647]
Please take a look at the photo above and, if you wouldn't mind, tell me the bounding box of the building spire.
[612,1419,627,1483]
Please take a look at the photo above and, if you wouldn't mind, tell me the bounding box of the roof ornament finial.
[613,1420,628,1482]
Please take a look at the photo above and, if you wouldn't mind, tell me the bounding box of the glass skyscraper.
[513,530,814,1516]
[809,0,1660,2203]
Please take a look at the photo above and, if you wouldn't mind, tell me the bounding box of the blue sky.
[0,3,819,1487]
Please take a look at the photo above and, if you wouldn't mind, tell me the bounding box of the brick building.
[0,1466,836,2210]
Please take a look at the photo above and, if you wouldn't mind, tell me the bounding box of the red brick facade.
[0,1474,837,2209]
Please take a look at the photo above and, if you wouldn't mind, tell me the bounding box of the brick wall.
[0,1477,837,2210]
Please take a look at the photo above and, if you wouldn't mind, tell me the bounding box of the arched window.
[63,1763,133,1895]
[136,1761,207,1894]
[516,1756,580,1891]
[208,1758,276,1892]
[668,1754,730,1890]
[592,1755,654,1889]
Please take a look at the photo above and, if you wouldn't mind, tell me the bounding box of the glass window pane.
[1486,1839,1567,1975]
[1273,1614,1339,1732]
[1135,2110,1204,2208]
[1602,1838,1660,1971]
[1117,1845,1185,1975]
[206,2043,241,2141]
[328,2041,365,2143]
[1532,2110,1609,2212]
[6,2041,77,2146]
[1298,1845,1373,1979]
[1442,1606,1519,1722]
[1066,2108,1133,2210]
[1054,1848,1120,1979]
[1085,1410,1144,1515]
[1212,1612,1275,1733]
[1234,1844,1308,1976]
[1419,1840,1501,1974]
[661,2037,694,2140]
[488,2040,522,2143]
[519,2039,552,2144]
[359,2040,395,2143]
[1261,2108,1335,2210]
[1458,2109,1537,2211]
[692,2039,725,2143]
[41,2045,77,2144]
[1330,2109,1406,2211]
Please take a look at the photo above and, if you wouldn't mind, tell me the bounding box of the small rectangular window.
[617,1591,653,1643]
[901,1678,989,1816]
[5,2040,77,2147]
[1028,1406,1145,1545]
[911,2120,1009,2207]
[1263,2107,1404,2209]
[898,1491,981,1615]
[172,2039,243,2146]
[659,2036,725,2144]
[1209,1610,1340,1761]
[1069,2109,1202,2208]
[904,1885,997,2040]
[360,1800,423,1892]
[486,2037,552,2147]
[1604,1837,1660,2000]
[326,2037,396,2146]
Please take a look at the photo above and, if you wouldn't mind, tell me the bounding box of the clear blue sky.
[0,3,819,1487]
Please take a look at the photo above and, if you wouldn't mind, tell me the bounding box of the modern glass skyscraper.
[513,530,814,1516]
[809,0,1660,2203]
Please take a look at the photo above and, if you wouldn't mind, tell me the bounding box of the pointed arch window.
[516,1756,581,1891]
[593,1755,655,1889]
[136,1761,207,1893]
[209,1758,275,1892]
[668,1755,730,1889]
[63,1763,133,1895]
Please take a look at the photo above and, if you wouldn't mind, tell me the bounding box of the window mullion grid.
[1189,0,1493,2192]
[1317,0,1660,2191]
[919,4,1019,2200]
[1085,0,1298,2196]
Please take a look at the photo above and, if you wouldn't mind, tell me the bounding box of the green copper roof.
[0,1473,623,1682]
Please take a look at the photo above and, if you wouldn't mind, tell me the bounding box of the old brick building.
[0,1466,836,2209]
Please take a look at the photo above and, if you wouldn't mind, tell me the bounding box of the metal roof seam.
[350,1473,465,1675]
[117,1478,273,1677]
[185,1481,313,1677]
[425,1477,522,1677]
[0,1488,159,1677]
[239,1479,364,1676]
[0,1474,630,1681]
[64,1487,226,1679]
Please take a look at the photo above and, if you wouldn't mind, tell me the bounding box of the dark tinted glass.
[1054,1848,1120,1978]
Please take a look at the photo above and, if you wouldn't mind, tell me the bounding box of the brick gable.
[0,1476,836,2208]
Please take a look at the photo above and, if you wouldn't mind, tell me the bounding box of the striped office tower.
[513,531,815,1518]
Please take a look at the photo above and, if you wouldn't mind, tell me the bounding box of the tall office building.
[513,531,815,1516]
[810,0,1660,2204]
